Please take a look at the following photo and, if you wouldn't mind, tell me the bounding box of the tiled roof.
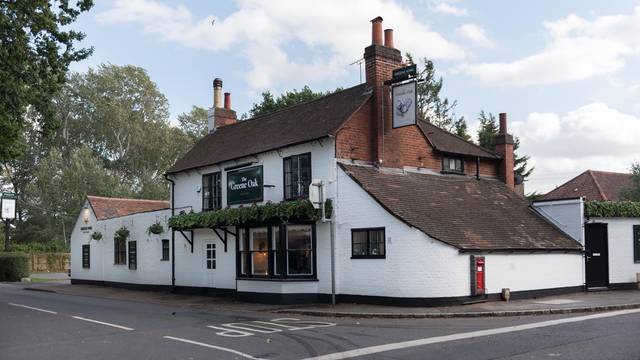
[167,84,372,174]
[417,120,499,159]
[340,163,581,251]
[87,196,170,220]
[543,170,633,201]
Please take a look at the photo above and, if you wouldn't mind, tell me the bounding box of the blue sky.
[69,0,640,193]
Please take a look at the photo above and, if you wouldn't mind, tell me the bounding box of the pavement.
[1,282,640,359]
[22,281,640,318]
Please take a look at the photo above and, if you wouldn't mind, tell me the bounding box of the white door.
[204,241,216,288]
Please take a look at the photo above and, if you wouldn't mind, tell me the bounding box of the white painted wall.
[335,165,584,298]
[483,253,583,293]
[170,140,335,212]
[589,218,640,284]
[170,140,336,293]
[532,198,585,244]
[70,200,172,286]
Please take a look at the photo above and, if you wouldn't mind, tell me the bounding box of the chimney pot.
[499,112,507,134]
[371,16,383,45]
[224,92,231,110]
[384,29,394,48]
[213,78,223,108]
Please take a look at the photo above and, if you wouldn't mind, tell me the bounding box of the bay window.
[237,223,316,279]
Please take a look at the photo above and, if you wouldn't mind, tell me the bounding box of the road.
[1,284,639,360]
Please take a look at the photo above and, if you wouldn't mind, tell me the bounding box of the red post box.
[470,255,486,296]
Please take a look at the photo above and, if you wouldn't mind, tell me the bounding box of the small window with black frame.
[82,244,90,269]
[284,153,312,200]
[351,228,386,258]
[128,241,137,270]
[114,237,126,265]
[442,157,464,174]
[202,172,222,211]
[161,239,170,261]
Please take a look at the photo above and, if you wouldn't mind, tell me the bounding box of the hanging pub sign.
[1,192,16,220]
[392,80,417,128]
[227,166,264,205]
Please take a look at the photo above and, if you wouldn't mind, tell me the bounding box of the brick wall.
[335,98,374,161]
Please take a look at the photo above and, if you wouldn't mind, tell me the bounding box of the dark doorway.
[585,223,609,288]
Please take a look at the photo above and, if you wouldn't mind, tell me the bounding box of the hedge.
[585,201,640,218]
[12,241,69,253]
[0,252,30,281]
[168,199,329,230]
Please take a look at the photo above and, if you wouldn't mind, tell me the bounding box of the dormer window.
[442,157,463,174]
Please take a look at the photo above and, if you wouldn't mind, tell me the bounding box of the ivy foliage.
[585,201,640,218]
[169,200,323,230]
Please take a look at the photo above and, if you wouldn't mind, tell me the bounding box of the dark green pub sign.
[227,165,263,205]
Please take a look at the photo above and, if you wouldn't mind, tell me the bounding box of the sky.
[69,0,640,194]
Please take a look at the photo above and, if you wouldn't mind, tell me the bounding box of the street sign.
[392,64,417,81]
[227,166,264,205]
[1,192,16,220]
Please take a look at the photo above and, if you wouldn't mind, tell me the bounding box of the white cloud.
[459,7,640,85]
[629,84,640,96]
[512,103,640,193]
[97,0,464,91]
[434,3,468,17]
[456,24,493,48]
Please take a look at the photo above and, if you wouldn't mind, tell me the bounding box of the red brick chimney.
[495,113,515,190]
[208,78,237,133]
[364,16,402,165]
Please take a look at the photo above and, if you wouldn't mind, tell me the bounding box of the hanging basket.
[90,231,103,241]
[147,222,164,235]
[114,227,130,242]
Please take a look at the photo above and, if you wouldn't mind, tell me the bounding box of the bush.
[12,241,69,253]
[0,252,29,281]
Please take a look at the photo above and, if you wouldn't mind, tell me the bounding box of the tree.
[622,162,640,201]
[14,146,125,244]
[0,1,94,163]
[406,53,470,140]
[476,111,534,181]
[246,86,342,118]
[178,106,209,141]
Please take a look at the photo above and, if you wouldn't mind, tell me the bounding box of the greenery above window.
[585,201,640,218]
[169,200,322,230]
[114,227,130,242]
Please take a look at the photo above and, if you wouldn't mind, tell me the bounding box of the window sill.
[113,263,127,266]
[351,256,386,259]
[160,259,170,261]
[440,170,465,176]
[236,277,318,282]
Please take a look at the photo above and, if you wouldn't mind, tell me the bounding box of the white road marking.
[208,317,337,337]
[163,335,266,360]
[8,302,58,314]
[71,316,134,331]
[303,308,640,360]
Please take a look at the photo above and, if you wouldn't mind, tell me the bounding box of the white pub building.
[71,17,585,305]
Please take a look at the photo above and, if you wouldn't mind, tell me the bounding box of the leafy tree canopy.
[476,111,534,181]
[406,53,470,140]
[622,162,640,201]
[246,86,342,118]
[0,0,94,163]
[178,106,209,141]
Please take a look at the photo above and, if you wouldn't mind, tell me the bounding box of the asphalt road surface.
[1,284,639,360]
